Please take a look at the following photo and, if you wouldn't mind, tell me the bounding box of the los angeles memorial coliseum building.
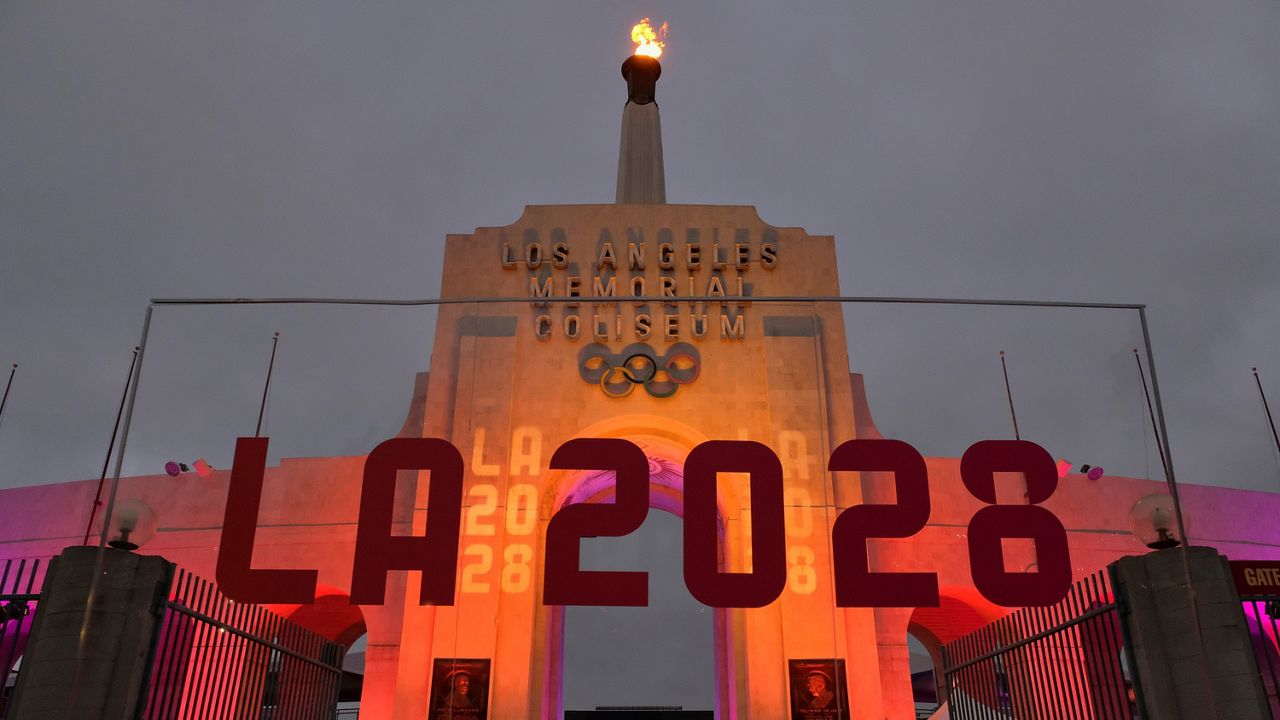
[2,52,1279,720]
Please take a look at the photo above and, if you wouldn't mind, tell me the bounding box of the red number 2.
[830,439,938,607]
[543,438,650,606]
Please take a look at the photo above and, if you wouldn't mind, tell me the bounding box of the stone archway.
[531,415,747,719]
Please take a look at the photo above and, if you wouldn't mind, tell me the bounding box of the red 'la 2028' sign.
[216,437,1071,609]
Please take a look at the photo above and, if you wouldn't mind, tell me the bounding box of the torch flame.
[631,18,668,58]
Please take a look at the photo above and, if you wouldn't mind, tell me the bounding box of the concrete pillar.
[7,546,172,720]
[1112,546,1271,720]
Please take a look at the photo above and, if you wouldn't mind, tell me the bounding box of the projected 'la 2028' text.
[215,437,1071,609]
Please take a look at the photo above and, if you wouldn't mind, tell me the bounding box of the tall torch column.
[616,54,666,204]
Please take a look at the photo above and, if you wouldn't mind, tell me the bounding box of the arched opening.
[338,633,367,717]
[564,508,715,712]
[906,591,1004,717]
[907,625,942,718]
[535,418,742,719]
[284,591,367,716]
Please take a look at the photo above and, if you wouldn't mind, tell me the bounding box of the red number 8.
[961,440,1071,606]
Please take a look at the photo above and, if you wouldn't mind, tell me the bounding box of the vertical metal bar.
[178,576,207,719]
[274,612,291,720]
[1028,605,1057,719]
[164,569,200,720]
[1,561,32,717]
[1075,576,1116,718]
[987,625,1000,720]
[960,643,974,720]
[206,585,233,720]
[999,351,1021,441]
[0,364,17,432]
[151,571,181,720]
[129,561,174,720]
[1260,600,1280,716]
[227,599,252,720]
[194,586,229,720]
[265,612,285,720]
[255,333,280,438]
[1093,574,1132,719]
[223,599,250,720]
[1076,581,1102,720]
[280,622,301,720]
[1137,308,1186,544]
[242,606,272,720]
[1109,564,1150,720]
[83,346,140,545]
[287,624,310,720]
[1269,602,1280,715]
[1042,601,1074,720]
[302,633,321,719]
[286,626,307,720]
[213,593,243,720]
[154,570,188,720]
[1070,581,1101,720]
[301,629,322,720]
[1051,603,1074,720]
[1006,612,1035,718]
[99,304,153,547]
[138,606,172,719]
[188,579,220,719]
[326,641,342,716]
[1252,369,1280,463]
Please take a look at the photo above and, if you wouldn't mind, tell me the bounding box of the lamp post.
[1128,494,1185,550]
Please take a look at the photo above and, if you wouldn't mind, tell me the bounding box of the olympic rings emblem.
[578,342,701,398]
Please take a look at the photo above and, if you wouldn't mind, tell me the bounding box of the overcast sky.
[2,0,1279,709]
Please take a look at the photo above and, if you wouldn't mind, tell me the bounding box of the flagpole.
[1253,368,1280,461]
[1133,349,1171,481]
[256,332,280,438]
[999,351,1021,441]
[83,347,140,545]
[0,363,16,433]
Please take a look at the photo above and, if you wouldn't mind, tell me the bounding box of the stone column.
[616,55,666,205]
[1112,546,1271,719]
[8,546,172,720]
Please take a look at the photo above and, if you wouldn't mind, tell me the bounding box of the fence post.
[6,546,172,720]
[1112,546,1271,719]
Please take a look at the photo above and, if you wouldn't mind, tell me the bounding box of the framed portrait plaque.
[429,658,491,720]
[788,659,851,719]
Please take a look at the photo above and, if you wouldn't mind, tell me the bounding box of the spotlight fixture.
[1079,464,1104,481]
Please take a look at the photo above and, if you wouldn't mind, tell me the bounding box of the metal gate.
[139,566,344,720]
[0,559,42,720]
[940,568,1146,719]
[1241,594,1280,717]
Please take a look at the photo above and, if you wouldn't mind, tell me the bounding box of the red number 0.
[962,440,1071,606]
[830,439,938,607]
[683,440,786,608]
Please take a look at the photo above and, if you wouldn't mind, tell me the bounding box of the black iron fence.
[0,559,41,720]
[941,568,1145,719]
[1241,594,1280,717]
[139,567,344,720]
